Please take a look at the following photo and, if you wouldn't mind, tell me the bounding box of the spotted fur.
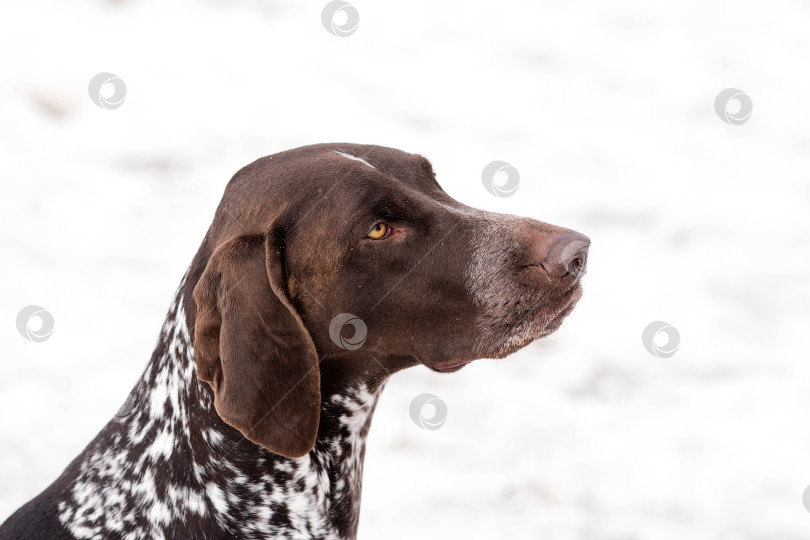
[0,143,588,540]
[45,277,383,540]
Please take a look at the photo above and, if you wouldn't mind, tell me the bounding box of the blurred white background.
[2,0,810,538]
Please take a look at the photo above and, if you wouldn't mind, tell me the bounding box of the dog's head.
[188,143,589,457]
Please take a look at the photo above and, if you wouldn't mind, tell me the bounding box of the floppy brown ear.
[192,232,320,458]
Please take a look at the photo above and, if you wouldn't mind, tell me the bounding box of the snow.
[2,0,810,538]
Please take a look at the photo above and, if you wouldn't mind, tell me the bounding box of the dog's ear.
[192,230,320,458]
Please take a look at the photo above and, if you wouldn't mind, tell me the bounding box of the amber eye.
[367,222,389,240]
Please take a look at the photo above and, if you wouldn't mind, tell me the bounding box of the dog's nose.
[539,230,590,282]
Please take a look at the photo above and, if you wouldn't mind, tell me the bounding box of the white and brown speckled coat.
[0,143,588,539]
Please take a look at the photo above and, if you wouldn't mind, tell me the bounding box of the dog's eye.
[367,223,390,240]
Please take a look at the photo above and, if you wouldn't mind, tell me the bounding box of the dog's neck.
[56,285,383,540]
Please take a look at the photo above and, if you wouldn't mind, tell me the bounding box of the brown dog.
[0,143,588,539]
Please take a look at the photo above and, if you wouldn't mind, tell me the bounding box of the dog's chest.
[55,292,378,540]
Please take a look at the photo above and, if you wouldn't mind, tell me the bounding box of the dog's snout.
[537,229,590,282]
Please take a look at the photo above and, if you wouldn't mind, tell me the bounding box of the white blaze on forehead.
[332,150,376,170]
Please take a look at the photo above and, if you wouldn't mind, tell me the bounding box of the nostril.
[563,248,588,279]
[539,230,590,281]
[567,255,582,275]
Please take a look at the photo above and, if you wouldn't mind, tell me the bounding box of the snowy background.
[2,0,810,538]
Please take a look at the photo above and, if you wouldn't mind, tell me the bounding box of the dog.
[0,143,589,539]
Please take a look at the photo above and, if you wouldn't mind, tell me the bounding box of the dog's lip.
[429,359,473,373]
[535,286,582,335]
[490,284,583,357]
[425,285,583,373]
